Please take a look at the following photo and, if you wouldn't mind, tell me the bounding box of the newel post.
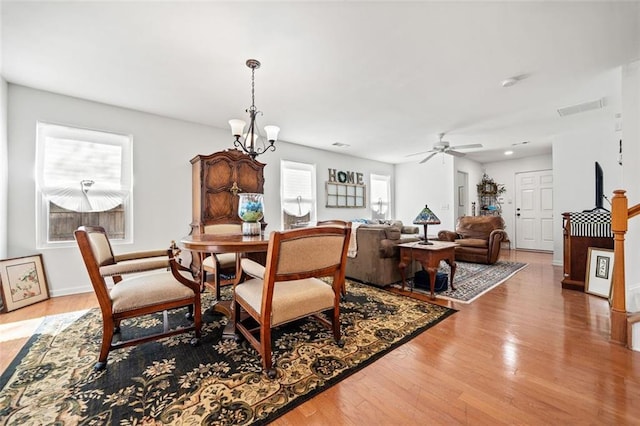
[610,189,628,346]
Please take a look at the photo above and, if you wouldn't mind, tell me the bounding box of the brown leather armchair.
[437,216,507,264]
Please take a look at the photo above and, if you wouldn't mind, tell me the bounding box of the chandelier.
[228,59,280,160]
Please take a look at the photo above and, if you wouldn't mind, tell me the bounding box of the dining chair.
[200,223,242,298]
[75,226,202,371]
[233,225,351,378]
[317,220,351,296]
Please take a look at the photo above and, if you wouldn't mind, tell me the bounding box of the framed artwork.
[585,248,614,299]
[0,254,50,312]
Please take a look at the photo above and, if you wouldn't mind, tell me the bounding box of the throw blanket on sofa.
[348,222,363,258]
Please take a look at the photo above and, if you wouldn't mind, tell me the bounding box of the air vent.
[557,98,605,117]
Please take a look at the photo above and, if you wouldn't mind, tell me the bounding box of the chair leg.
[261,324,276,379]
[191,298,202,346]
[332,307,343,347]
[96,317,115,371]
[198,252,206,293]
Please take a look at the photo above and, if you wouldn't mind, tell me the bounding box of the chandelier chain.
[250,66,256,112]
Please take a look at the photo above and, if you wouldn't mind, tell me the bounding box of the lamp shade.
[264,125,280,142]
[228,119,246,137]
[413,204,441,225]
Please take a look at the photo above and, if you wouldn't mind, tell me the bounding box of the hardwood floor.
[1,250,638,424]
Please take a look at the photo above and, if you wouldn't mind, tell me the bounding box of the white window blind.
[370,174,390,217]
[281,160,316,218]
[40,137,128,212]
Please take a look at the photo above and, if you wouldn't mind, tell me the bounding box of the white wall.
[0,3,6,259]
[395,155,486,238]
[0,77,7,259]
[621,61,640,315]
[395,155,456,235]
[483,154,553,253]
[7,85,392,296]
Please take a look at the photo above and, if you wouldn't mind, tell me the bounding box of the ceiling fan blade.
[419,152,439,164]
[405,150,433,157]
[449,143,483,150]
[447,150,467,158]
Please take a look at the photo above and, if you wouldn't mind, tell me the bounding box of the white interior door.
[515,170,554,251]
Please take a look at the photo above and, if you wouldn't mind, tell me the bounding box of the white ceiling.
[2,1,639,164]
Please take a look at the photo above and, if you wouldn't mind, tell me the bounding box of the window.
[370,174,391,220]
[35,122,133,248]
[281,160,316,229]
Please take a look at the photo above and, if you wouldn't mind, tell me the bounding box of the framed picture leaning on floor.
[0,254,50,312]
[585,247,614,299]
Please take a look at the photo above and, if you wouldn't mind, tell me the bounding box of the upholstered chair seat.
[235,278,335,326]
[201,253,236,273]
[109,271,196,314]
[454,238,488,248]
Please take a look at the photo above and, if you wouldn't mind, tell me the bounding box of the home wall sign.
[326,168,366,208]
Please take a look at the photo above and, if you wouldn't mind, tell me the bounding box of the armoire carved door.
[190,149,265,234]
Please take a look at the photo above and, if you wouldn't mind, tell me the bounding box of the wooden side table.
[398,241,457,299]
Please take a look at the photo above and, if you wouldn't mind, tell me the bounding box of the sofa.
[437,216,507,264]
[345,220,421,287]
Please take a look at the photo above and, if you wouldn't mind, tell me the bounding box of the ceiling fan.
[411,133,483,164]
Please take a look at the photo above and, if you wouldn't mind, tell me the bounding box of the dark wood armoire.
[190,149,266,234]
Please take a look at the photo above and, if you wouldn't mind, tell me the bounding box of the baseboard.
[50,285,93,298]
[628,313,640,352]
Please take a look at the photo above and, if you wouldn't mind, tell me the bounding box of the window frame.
[370,173,391,220]
[35,121,134,249]
[280,160,317,229]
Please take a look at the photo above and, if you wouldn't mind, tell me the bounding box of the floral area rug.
[0,281,454,425]
[394,261,528,303]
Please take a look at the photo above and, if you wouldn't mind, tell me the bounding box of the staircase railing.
[610,189,640,346]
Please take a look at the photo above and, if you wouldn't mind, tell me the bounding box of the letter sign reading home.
[328,169,364,185]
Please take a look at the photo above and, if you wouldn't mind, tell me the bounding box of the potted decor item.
[238,193,264,235]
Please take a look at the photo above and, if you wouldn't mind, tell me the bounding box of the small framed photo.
[0,254,50,312]
[585,248,614,299]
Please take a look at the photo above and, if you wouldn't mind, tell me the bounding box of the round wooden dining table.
[180,232,270,256]
[180,232,270,338]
